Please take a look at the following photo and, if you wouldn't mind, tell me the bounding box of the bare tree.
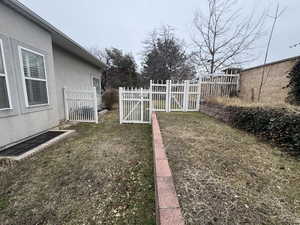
[88,47,111,91]
[289,42,300,49]
[191,0,266,73]
[257,4,286,101]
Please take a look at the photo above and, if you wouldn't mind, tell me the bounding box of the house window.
[19,47,49,106]
[0,39,11,110]
[93,77,101,95]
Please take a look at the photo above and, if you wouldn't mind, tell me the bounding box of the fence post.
[93,87,98,124]
[236,74,240,95]
[166,80,170,112]
[119,87,123,124]
[63,87,69,121]
[141,88,144,122]
[183,80,188,112]
[196,79,202,111]
[149,81,153,123]
[150,80,153,112]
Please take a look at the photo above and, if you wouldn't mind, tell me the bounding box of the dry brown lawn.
[0,111,155,225]
[158,112,300,225]
[205,96,300,113]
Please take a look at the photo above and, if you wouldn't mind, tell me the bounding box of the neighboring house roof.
[242,55,300,72]
[1,0,104,70]
[222,67,242,71]
[222,67,242,74]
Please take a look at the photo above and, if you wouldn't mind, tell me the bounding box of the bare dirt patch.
[0,111,155,225]
[158,112,300,225]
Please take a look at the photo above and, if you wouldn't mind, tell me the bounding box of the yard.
[158,112,300,225]
[0,111,155,225]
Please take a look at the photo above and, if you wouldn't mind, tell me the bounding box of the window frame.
[0,38,12,111]
[92,76,101,95]
[18,46,50,107]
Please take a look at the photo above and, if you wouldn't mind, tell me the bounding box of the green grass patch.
[0,197,8,211]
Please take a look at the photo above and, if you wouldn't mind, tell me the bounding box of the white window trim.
[18,46,50,108]
[0,38,12,111]
[92,76,101,95]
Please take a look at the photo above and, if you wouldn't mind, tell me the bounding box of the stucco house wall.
[0,2,59,148]
[239,56,299,103]
[0,1,102,149]
[53,45,102,121]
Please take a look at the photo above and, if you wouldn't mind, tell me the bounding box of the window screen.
[0,77,9,109]
[20,48,48,106]
[21,49,45,79]
[0,39,10,109]
[93,77,101,95]
[25,79,48,105]
[0,44,4,74]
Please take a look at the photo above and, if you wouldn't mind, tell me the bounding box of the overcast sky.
[19,0,300,69]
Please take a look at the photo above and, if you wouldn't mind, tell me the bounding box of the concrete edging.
[152,112,185,225]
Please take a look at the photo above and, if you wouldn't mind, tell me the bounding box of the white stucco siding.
[53,45,102,121]
[0,110,58,147]
[0,2,59,147]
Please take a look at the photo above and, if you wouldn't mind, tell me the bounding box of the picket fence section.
[119,87,151,124]
[151,80,201,112]
[119,80,202,124]
[150,80,168,112]
[120,74,240,124]
[200,74,240,98]
[64,87,98,123]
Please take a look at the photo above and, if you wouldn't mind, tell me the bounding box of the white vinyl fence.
[119,87,151,124]
[151,80,201,112]
[64,87,98,123]
[119,74,240,124]
[200,74,240,98]
[119,80,202,123]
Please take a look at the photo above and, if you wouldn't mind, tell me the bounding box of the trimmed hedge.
[227,106,300,154]
[102,88,118,110]
[286,60,300,105]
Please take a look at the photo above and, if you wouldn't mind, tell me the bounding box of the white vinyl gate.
[119,88,151,124]
[64,87,98,123]
[151,80,201,112]
[119,80,202,124]
[119,74,240,124]
[169,80,201,112]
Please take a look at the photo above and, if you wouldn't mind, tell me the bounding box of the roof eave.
[2,0,104,70]
[242,55,300,72]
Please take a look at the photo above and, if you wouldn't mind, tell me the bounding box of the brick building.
[239,56,300,103]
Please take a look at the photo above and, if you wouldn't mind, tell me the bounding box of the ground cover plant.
[0,111,155,225]
[205,97,300,154]
[229,106,300,155]
[158,112,300,225]
[286,60,300,105]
